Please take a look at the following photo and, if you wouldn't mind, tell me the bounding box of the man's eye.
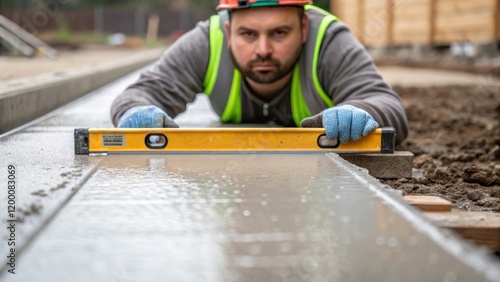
[241,31,254,37]
[274,30,287,37]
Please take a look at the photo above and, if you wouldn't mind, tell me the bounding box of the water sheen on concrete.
[9,154,495,282]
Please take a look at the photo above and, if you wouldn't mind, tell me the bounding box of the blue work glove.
[300,105,379,143]
[117,105,179,128]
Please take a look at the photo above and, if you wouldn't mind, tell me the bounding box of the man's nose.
[255,36,272,58]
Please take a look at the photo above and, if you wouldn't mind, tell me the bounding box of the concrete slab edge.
[0,48,164,134]
[327,153,500,282]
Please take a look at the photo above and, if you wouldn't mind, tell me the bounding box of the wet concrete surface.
[0,76,130,263]
[0,69,217,280]
[0,71,499,281]
[6,154,499,281]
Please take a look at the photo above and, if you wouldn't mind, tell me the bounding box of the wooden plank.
[435,10,495,29]
[392,33,430,45]
[331,0,337,15]
[394,4,429,18]
[333,0,362,38]
[336,0,499,46]
[342,13,358,23]
[393,32,430,45]
[387,0,393,45]
[425,211,500,252]
[404,195,452,212]
[364,0,386,9]
[392,0,423,8]
[358,0,364,43]
[331,0,344,17]
[393,19,429,32]
[434,28,495,42]
[495,0,500,39]
[392,0,432,45]
[434,29,494,43]
[434,0,496,43]
[362,0,391,46]
[393,31,429,40]
[429,0,436,44]
[434,8,495,42]
[436,0,496,15]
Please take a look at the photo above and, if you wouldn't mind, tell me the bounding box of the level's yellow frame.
[75,128,393,154]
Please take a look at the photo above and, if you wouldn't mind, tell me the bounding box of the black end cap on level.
[74,128,89,155]
[381,127,395,154]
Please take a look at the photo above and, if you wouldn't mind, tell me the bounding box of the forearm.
[110,21,210,126]
[319,23,408,144]
[341,96,408,144]
[331,67,408,144]
[111,85,190,127]
[110,68,202,126]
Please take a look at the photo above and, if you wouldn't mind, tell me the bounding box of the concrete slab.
[340,151,414,179]
[0,70,221,269]
[0,48,164,134]
[5,154,500,282]
[0,72,139,265]
[0,48,160,81]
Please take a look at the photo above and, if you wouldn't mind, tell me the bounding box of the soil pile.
[383,85,500,211]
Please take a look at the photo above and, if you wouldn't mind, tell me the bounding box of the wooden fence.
[331,0,500,47]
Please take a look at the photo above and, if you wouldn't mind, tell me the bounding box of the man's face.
[225,6,308,84]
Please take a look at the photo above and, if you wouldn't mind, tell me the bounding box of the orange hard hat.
[217,0,312,11]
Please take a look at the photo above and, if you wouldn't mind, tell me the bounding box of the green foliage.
[55,15,71,41]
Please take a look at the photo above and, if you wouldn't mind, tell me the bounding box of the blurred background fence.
[1,7,212,38]
[2,0,497,52]
[0,0,330,40]
[331,0,500,47]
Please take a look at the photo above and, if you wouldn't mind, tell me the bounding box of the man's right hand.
[117,105,179,128]
[300,105,378,144]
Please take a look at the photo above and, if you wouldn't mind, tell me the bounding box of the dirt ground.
[383,84,500,212]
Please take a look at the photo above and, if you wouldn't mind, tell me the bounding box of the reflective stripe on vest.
[203,5,338,125]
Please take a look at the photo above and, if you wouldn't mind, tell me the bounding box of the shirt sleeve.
[110,20,210,126]
[317,22,409,144]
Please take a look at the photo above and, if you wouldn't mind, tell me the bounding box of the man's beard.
[229,45,303,84]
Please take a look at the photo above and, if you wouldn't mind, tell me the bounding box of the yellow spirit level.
[74,127,395,155]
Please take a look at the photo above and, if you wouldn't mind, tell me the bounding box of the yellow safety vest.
[203,5,338,126]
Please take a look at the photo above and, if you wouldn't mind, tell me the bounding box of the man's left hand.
[300,105,379,143]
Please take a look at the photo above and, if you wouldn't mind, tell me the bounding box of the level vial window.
[145,134,168,149]
[317,135,340,149]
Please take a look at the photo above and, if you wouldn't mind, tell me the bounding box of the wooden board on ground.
[425,211,500,252]
[404,196,500,252]
[404,195,453,212]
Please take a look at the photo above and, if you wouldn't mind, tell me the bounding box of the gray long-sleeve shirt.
[111,17,408,144]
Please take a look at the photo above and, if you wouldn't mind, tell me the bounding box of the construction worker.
[111,0,408,144]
